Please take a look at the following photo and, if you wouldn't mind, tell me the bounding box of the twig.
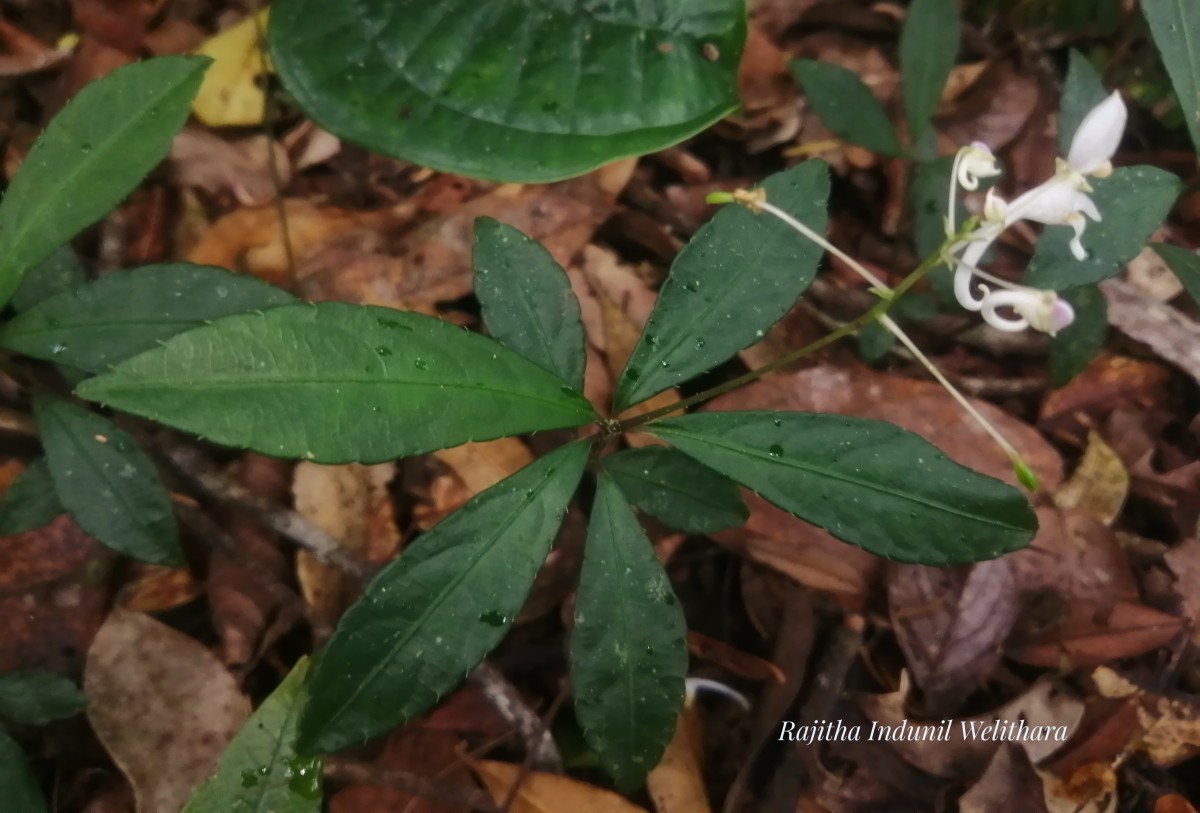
[469,662,563,773]
[324,757,499,812]
[156,433,374,581]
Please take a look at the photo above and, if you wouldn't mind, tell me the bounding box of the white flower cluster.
[949,92,1128,335]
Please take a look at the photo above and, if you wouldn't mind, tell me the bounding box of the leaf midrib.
[86,375,593,416]
[655,425,1027,532]
[307,449,577,746]
[0,66,196,282]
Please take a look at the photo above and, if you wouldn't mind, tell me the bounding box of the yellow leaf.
[192,8,271,127]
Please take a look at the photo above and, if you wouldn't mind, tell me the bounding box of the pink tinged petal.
[1067,91,1127,175]
[1049,298,1076,334]
[981,288,1067,334]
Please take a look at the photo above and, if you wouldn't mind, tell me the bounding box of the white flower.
[980,288,1076,335]
[1000,91,1126,258]
[956,142,1002,190]
[950,92,1126,331]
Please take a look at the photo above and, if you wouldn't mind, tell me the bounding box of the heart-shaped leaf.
[269,0,745,181]
[77,303,596,465]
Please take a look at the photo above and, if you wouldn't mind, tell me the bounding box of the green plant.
[1,1,1194,805]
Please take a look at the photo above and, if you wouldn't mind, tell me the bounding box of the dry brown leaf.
[330,728,472,813]
[185,199,407,287]
[85,609,250,813]
[1008,507,1138,610]
[0,515,112,673]
[209,455,294,671]
[858,676,1083,778]
[470,759,650,813]
[1100,278,1200,386]
[940,62,1040,155]
[887,559,1017,711]
[712,492,881,609]
[433,440,533,497]
[1053,432,1129,526]
[1156,795,1200,813]
[1165,539,1200,649]
[1040,762,1118,813]
[116,563,202,613]
[686,631,786,683]
[647,704,710,813]
[169,128,289,206]
[1040,353,1173,441]
[959,744,1050,813]
[1008,600,1184,668]
[294,461,399,632]
[1092,667,1200,767]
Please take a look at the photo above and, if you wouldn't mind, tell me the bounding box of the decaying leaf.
[293,461,398,633]
[191,8,270,127]
[887,559,1018,711]
[959,744,1050,813]
[1053,432,1129,526]
[470,759,650,813]
[85,609,250,813]
[1092,667,1200,767]
[647,704,710,813]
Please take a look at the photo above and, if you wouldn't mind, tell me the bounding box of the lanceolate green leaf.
[0,670,87,726]
[1152,242,1200,306]
[183,659,320,813]
[790,61,903,156]
[0,459,64,535]
[33,395,183,566]
[614,163,830,411]
[603,446,747,534]
[1048,285,1107,387]
[269,0,745,182]
[1024,166,1180,289]
[651,412,1036,564]
[1,264,294,374]
[1059,50,1108,154]
[0,733,47,813]
[0,57,209,308]
[899,0,960,144]
[1143,0,1200,153]
[77,304,596,465]
[297,441,589,754]
[11,247,87,313]
[570,474,686,790]
[473,218,586,391]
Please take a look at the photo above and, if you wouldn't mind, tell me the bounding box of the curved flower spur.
[949,91,1128,334]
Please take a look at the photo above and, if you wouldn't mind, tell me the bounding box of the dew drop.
[768,444,784,457]
[413,357,429,370]
[478,610,507,627]
[375,346,393,357]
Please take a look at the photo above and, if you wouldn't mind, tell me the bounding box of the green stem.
[617,236,953,432]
